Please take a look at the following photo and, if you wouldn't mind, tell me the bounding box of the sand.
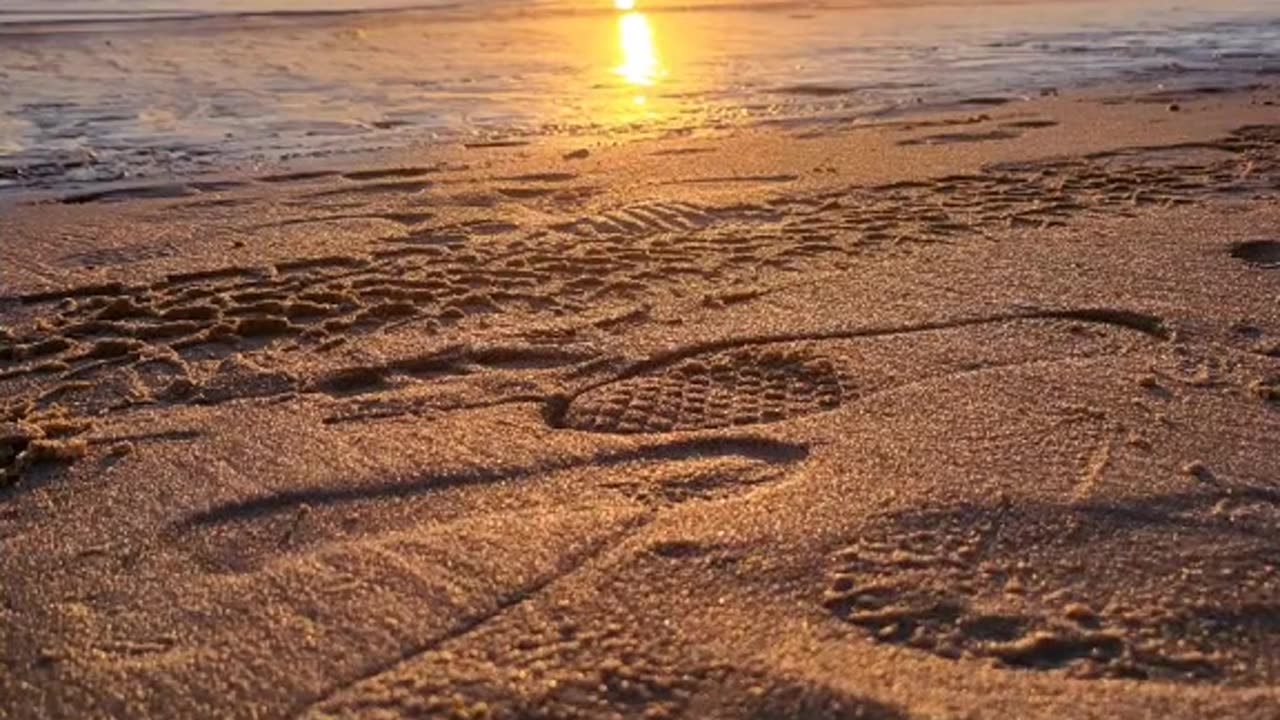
[2,85,1280,719]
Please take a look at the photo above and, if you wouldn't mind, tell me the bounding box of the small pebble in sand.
[1125,433,1152,451]
[1248,379,1279,403]
[1181,460,1212,481]
[1063,603,1098,624]
[564,148,590,160]
[1168,103,1181,112]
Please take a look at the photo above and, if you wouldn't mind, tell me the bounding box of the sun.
[614,0,636,10]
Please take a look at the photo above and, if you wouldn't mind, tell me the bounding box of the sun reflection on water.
[616,10,665,92]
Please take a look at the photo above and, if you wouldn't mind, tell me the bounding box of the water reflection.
[616,11,665,90]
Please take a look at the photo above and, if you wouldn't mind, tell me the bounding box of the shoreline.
[3,0,1277,193]
[5,78,1276,202]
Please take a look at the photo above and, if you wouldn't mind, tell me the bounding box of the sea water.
[1,0,1277,189]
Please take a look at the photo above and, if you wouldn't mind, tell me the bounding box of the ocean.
[0,0,464,24]
[2,0,1277,190]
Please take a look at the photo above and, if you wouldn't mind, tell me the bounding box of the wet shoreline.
[2,0,1278,193]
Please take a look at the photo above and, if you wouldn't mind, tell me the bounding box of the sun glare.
[616,11,663,87]
[614,0,637,10]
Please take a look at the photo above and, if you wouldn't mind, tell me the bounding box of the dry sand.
[2,85,1280,719]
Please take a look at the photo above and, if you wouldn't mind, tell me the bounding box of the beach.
[2,1,1280,717]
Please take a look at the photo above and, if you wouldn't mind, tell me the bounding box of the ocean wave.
[0,1,475,29]
[1,0,834,30]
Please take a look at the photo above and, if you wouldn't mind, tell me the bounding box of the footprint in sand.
[556,345,845,434]
[823,494,1280,684]
[552,309,1166,436]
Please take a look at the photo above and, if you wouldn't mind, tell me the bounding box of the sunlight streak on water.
[616,11,665,87]
[616,11,663,88]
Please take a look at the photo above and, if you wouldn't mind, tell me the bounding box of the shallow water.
[1,0,1277,190]
[0,0,465,24]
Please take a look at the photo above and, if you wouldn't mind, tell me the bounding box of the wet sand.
[2,85,1280,718]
